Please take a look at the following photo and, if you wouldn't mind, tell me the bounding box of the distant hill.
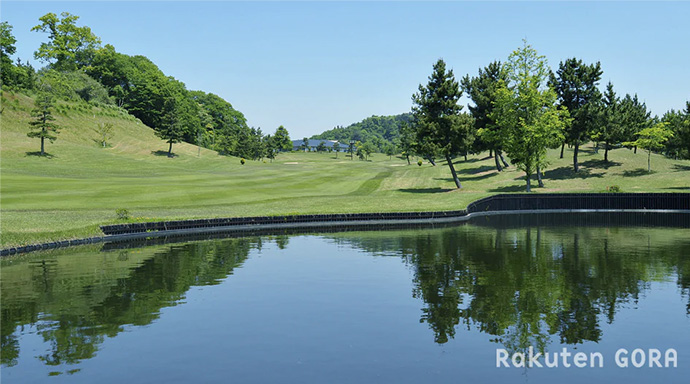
[311,113,412,151]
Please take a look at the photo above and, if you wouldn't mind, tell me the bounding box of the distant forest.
[311,113,412,152]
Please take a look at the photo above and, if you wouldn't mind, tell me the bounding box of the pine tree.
[412,59,474,189]
[156,97,185,157]
[28,93,60,156]
[592,82,625,162]
[550,58,603,172]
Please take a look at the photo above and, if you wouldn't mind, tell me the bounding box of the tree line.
[1,14,293,159]
[406,40,690,191]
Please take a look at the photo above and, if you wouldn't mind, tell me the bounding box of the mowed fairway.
[2,92,689,247]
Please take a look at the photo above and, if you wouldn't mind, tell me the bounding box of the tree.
[274,125,292,151]
[28,93,60,155]
[316,141,326,153]
[412,59,474,189]
[624,122,673,172]
[93,122,114,148]
[592,82,625,162]
[619,94,651,153]
[461,61,510,171]
[398,122,416,165]
[156,97,185,157]
[384,143,396,159]
[550,58,603,172]
[32,12,101,71]
[333,141,340,158]
[264,134,277,162]
[492,40,568,192]
[1,21,17,87]
[301,137,309,152]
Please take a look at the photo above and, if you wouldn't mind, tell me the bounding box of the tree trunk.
[464,153,468,161]
[41,137,45,156]
[525,172,532,192]
[446,154,462,189]
[499,151,509,167]
[494,152,503,172]
[426,156,436,166]
[634,146,637,154]
[168,141,173,157]
[560,142,565,158]
[647,149,651,172]
[593,142,599,154]
[573,141,580,172]
[604,140,609,162]
[537,165,544,187]
[489,149,493,158]
[406,154,410,165]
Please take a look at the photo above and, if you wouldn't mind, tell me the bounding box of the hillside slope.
[2,91,689,248]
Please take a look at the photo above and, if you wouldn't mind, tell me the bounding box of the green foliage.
[412,59,474,188]
[31,12,102,71]
[274,125,292,151]
[240,158,245,165]
[550,57,603,172]
[115,208,130,220]
[156,96,186,156]
[312,114,412,151]
[28,93,60,155]
[624,122,674,172]
[316,141,327,153]
[417,159,423,166]
[661,102,690,160]
[93,122,115,148]
[461,61,508,159]
[492,40,568,192]
[37,69,113,104]
[603,185,622,193]
[619,93,651,147]
[591,82,625,162]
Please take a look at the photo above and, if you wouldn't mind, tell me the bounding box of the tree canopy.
[31,12,102,71]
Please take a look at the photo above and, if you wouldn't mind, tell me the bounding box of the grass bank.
[2,91,689,247]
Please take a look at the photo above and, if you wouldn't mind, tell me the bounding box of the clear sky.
[2,1,689,139]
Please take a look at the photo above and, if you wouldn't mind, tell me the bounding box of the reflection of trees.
[401,225,686,351]
[1,238,261,368]
[330,221,689,351]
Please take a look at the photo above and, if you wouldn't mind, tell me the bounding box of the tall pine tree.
[550,58,603,172]
[412,59,473,189]
[28,93,60,156]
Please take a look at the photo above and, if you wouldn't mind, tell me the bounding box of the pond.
[2,213,689,383]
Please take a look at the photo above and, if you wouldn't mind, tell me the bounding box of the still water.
[2,214,689,383]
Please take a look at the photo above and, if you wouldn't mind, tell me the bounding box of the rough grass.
[2,91,689,247]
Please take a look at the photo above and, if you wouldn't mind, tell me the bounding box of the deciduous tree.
[624,122,673,172]
[32,12,101,71]
[492,41,568,192]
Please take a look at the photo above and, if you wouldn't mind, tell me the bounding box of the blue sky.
[2,1,689,138]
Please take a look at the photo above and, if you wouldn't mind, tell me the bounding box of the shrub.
[240,158,245,165]
[605,185,622,193]
[417,159,423,166]
[115,208,130,220]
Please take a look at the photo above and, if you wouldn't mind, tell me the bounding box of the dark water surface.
[2,214,689,383]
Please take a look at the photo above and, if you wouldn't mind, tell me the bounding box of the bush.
[417,159,423,166]
[240,158,245,165]
[115,208,130,220]
[605,185,622,193]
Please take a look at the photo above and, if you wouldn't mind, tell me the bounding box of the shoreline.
[3,193,688,256]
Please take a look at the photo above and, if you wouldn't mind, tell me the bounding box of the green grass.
[2,91,689,248]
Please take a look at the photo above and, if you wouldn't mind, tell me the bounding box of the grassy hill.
[2,91,689,248]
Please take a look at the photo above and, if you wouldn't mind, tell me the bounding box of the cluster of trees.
[406,40,690,191]
[2,13,294,159]
[312,113,412,153]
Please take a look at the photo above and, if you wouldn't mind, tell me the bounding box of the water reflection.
[1,213,689,378]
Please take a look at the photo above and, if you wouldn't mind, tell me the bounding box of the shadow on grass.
[151,150,178,158]
[435,172,497,183]
[92,139,113,148]
[489,185,527,192]
[622,168,654,177]
[398,187,455,194]
[456,165,497,175]
[581,159,622,169]
[672,164,690,172]
[25,151,55,158]
[664,186,690,190]
[543,166,603,180]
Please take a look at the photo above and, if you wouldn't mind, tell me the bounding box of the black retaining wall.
[2,193,689,256]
